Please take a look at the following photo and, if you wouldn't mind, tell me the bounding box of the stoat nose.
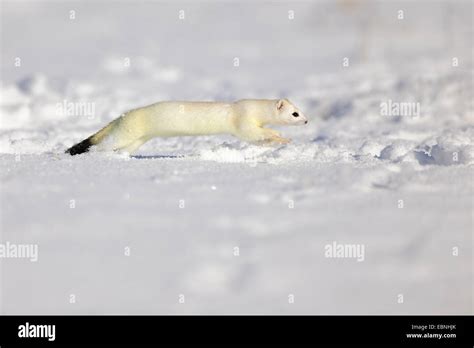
[304,120,308,124]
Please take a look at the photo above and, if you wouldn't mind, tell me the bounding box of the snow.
[0,0,472,314]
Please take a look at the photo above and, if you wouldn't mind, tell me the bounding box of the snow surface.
[0,0,472,314]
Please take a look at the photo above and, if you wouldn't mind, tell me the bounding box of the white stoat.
[65,99,308,155]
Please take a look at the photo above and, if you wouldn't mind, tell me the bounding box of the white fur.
[91,99,308,154]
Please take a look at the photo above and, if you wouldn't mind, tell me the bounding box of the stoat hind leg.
[115,138,147,154]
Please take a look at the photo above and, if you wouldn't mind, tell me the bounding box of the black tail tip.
[65,138,93,156]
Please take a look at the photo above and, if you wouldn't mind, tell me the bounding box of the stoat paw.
[254,137,291,146]
[272,136,291,145]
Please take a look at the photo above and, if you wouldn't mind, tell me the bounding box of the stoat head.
[274,99,308,126]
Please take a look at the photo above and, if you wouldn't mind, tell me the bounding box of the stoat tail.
[65,121,115,155]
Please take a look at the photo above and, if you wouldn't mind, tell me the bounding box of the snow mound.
[379,141,415,162]
[414,128,473,166]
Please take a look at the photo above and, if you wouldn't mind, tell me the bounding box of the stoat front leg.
[238,127,291,146]
[258,128,291,145]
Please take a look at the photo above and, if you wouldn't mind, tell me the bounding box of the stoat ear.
[277,99,285,110]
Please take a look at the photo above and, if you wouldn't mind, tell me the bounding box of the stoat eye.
[292,112,299,117]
